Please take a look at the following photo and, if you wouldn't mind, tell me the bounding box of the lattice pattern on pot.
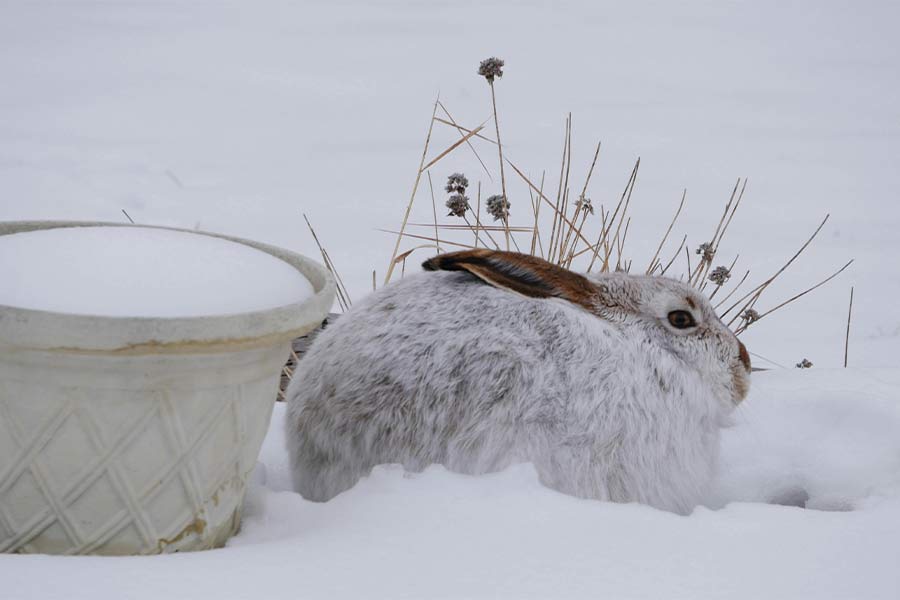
[0,377,274,555]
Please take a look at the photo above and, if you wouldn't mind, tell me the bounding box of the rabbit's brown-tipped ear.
[422,249,597,311]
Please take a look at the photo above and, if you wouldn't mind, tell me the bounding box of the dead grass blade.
[736,259,853,334]
[304,213,351,311]
[723,214,831,325]
[646,190,685,274]
[385,95,440,284]
[437,101,493,180]
[844,286,854,367]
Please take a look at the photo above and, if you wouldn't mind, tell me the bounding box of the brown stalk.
[378,229,476,250]
[548,116,570,263]
[706,255,739,299]
[692,178,747,287]
[599,157,640,272]
[646,190,686,274]
[385,96,440,284]
[427,171,441,253]
[421,121,487,172]
[432,117,497,144]
[437,101,493,180]
[486,80,510,251]
[586,157,638,272]
[407,223,532,232]
[714,269,751,309]
[684,244,693,281]
[304,214,351,311]
[555,115,574,264]
[466,182,502,250]
[722,214,831,324]
[844,287,854,368]
[659,235,688,276]
[505,158,595,251]
[561,140,602,266]
[735,259,853,334]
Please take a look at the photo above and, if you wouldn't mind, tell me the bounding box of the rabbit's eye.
[667,310,697,329]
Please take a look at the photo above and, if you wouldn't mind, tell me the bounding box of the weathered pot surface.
[0,221,335,555]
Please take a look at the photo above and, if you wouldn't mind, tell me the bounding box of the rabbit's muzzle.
[731,340,752,404]
[737,340,751,373]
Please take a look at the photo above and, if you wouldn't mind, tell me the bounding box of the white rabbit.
[285,250,750,513]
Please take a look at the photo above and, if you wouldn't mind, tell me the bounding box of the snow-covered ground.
[3,369,900,600]
[1,1,899,598]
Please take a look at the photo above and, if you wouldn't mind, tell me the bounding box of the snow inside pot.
[0,221,334,555]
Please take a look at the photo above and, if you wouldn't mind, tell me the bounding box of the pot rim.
[0,220,336,353]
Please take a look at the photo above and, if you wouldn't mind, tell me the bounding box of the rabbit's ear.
[423,250,597,310]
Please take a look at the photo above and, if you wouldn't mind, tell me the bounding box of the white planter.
[0,221,334,555]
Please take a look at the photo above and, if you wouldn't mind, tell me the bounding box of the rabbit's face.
[586,272,751,407]
[423,250,751,409]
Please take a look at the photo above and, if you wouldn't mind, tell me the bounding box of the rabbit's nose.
[737,340,751,372]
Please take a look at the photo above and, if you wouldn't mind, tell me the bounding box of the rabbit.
[285,249,751,514]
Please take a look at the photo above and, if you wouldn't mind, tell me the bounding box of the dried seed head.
[696,242,715,263]
[741,308,760,324]
[478,57,505,83]
[796,358,813,369]
[486,194,510,221]
[709,266,732,286]
[445,173,469,195]
[446,194,470,218]
[575,196,595,215]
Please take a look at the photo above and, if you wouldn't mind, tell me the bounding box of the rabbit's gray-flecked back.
[285,250,750,513]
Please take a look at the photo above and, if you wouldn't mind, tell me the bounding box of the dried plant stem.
[426,171,441,253]
[646,190,686,274]
[723,214,830,324]
[467,190,502,250]
[561,140,602,266]
[548,116,570,263]
[659,235,688,276]
[554,115,574,264]
[691,178,746,287]
[378,229,476,250]
[421,122,487,173]
[407,223,531,232]
[615,217,632,271]
[844,287,854,368]
[488,80,510,250]
[474,183,482,248]
[121,209,135,224]
[705,254,739,297]
[437,101,493,180]
[505,159,595,251]
[530,172,545,256]
[714,269,751,310]
[735,259,853,334]
[304,214,351,311]
[590,157,639,273]
[433,117,496,145]
[684,245,693,281]
[385,96,440,284]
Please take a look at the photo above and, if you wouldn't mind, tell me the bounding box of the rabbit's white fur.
[286,255,749,514]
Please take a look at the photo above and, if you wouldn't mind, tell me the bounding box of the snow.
[0,227,313,317]
[2,369,899,600]
[0,1,898,597]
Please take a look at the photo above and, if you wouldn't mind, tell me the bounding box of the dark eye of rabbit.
[667,310,697,329]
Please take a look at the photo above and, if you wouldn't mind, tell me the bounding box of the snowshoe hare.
[286,250,750,513]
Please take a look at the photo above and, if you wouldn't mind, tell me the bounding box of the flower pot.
[0,221,334,555]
